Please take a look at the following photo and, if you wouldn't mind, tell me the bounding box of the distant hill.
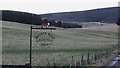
[41,7,120,23]
[1,7,119,27]
[0,10,42,25]
[0,10,82,28]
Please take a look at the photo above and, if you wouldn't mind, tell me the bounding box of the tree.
[116,18,120,26]
[56,21,62,27]
[49,20,56,26]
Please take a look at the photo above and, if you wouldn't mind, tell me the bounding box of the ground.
[1,21,118,66]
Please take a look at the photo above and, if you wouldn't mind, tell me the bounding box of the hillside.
[0,10,42,25]
[41,7,120,23]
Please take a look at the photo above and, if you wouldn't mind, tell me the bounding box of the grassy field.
[2,21,118,66]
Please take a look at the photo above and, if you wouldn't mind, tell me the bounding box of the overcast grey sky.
[0,0,119,14]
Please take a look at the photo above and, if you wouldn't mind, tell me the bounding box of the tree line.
[1,10,42,25]
[1,10,82,28]
[47,19,82,28]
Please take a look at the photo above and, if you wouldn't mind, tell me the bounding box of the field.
[1,21,118,66]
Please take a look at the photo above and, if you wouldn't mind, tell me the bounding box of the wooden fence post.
[81,54,84,65]
[53,62,56,68]
[94,53,97,61]
[91,54,94,63]
[69,64,72,68]
[79,58,81,66]
[74,62,76,68]
[89,54,93,64]
[98,52,100,59]
[101,51,104,57]
[108,49,110,55]
[87,53,90,64]
[46,58,50,67]
[71,56,74,66]
[106,49,109,58]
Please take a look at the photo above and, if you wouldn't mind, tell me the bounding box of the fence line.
[69,46,118,67]
[40,45,117,67]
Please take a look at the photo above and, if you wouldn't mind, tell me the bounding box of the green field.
[2,21,118,66]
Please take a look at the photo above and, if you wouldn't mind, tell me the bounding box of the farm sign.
[29,26,56,65]
[34,31,55,46]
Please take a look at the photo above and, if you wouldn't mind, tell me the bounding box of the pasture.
[2,21,118,66]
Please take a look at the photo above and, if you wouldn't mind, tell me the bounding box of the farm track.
[101,54,120,68]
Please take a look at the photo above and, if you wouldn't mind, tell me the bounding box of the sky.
[0,0,119,14]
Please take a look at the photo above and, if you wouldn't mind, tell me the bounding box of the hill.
[1,7,119,27]
[0,10,42,25]
[0,10,83,28]
[41,7,120,23]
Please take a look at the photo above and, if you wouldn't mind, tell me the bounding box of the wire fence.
[69,46,118,68]
[43,45,118,68]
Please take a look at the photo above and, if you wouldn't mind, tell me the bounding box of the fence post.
[46,58,50,67]
[53,62,56,68]
[69,64,72,68]
[71,56,74,66]
[98,52,100,59]
[108,49,110,55]
[74,62,76,68]
[101,51,104,57]
[91,54,94,63]
[89,54,93,64]
[94,53,97,61]
[79,58,81,66]
[81,54,84,65]
[100,51,103,58]
[87,53,90,64]
[105,49,109,58]
[102,51,105,57]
